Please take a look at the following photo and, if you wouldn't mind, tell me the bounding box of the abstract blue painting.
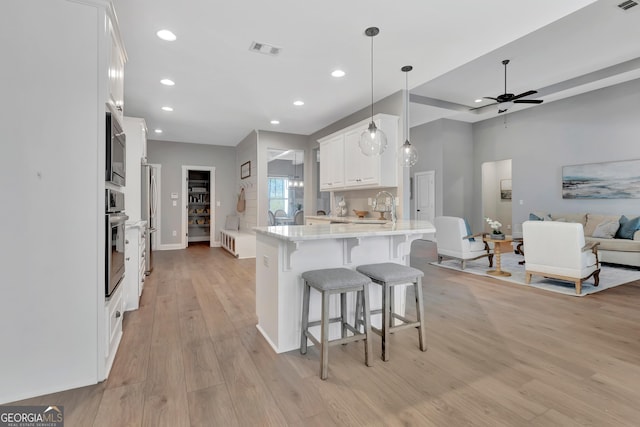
[562,159,640,199]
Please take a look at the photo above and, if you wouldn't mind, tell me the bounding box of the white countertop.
[254,220,435,242]
[305,215,390,224]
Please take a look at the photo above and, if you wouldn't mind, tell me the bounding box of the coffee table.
[483,235,514,277]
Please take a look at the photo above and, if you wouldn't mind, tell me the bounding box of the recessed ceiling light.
[331,69,346,78]
[161,106,173,112]
[160,79,175,86]
[293,100,304,106]
[156,30,176,41]
[270,120,280,125]
[154,129,163,134]
[474,98,483,103]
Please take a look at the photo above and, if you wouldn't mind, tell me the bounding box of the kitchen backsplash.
[334,188,397,218]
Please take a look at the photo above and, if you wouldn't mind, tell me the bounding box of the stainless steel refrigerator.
[141,163,158,274]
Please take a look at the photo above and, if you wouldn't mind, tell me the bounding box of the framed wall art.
[500,179,512,200]
[562,159,640,199]
[241,161,251,179]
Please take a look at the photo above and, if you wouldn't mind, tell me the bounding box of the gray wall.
[409,119,474,221]
[472,77,640,232]
[147,139,236,246]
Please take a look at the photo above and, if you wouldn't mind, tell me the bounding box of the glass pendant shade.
[359,122,387,156]
[359,27,387,156]
[400,139,418,167]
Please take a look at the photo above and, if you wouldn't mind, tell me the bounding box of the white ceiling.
[112,0,640,147]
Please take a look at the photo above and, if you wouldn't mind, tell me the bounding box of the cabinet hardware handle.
[125,240,129,244]
[115,311,121,318]
[126,257,130,261]
[116,105,123,111]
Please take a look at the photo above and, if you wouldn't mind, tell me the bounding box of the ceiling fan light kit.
[359,27,388,157]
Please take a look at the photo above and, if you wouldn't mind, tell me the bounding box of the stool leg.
[415,277,427,352]
[340,292,347,340]
[381,282,390,362]
[389,284,395,329]
[354,290,363,332]
[320,290,330,380]
[300,281,310,355]
[362,284,373,367]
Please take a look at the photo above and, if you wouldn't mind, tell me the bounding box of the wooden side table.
[483,235,514,277]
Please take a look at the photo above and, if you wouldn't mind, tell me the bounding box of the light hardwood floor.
[12,240,640,426]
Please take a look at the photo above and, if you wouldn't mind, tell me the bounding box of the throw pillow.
[464,219,475,242]
[529,212,552,221]
[616,215,640,240]
[224,215,240,231]
[584,214,621,237]
[592,220,620,239]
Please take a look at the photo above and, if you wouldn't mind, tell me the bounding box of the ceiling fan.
[473,59,543,113]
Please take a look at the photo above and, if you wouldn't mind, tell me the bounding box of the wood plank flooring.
[10,240,640,426]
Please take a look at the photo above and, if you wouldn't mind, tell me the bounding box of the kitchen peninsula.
[254,220,435,353]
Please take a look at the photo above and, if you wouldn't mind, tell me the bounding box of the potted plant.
[485,217,505,240]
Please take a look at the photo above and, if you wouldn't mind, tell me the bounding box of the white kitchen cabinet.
[123,117,147,222]
[319,134,345,190]
[108,18,126,118]
[124,222,146,311]
[2,0,129,401]
[318,114,399,191]
[105,277,124,378]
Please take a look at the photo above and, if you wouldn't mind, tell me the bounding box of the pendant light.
[359,27,387,157]
[400,65,418,167]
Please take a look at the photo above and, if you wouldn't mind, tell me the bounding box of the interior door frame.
[181,165,216,248]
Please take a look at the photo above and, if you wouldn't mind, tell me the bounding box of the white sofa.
[529,212,640,267]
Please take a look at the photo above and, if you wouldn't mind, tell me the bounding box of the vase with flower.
[485,217,505,240]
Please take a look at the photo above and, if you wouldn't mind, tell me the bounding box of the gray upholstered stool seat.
[300,268,373,380]
[356,262,427,361]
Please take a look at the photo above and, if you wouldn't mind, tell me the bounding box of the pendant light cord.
[370,34,374,120]
[405,71,409,140]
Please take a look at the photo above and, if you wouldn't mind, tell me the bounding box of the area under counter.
[253,221,435,353]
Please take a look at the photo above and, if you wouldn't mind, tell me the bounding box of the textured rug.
[430,252,640,297]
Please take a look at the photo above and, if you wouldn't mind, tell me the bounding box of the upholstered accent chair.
[434,216,494,270]
[523,220,600,295]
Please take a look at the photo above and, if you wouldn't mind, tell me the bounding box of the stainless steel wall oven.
[106,189,128,298]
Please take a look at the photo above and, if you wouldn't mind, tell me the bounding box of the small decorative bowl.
[353,210,368,219]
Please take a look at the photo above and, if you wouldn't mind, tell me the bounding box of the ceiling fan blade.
[510,90,537,101]
[483,97,498,101]
[514,99,544,104]
[469,102,497,111]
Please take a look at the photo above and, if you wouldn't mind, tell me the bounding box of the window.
[268,177,290,214]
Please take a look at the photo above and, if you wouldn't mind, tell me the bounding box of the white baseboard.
[157,243,183,251]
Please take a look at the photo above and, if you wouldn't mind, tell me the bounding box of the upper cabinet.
[319,114,399,191]
[319,134,345,189]
[107,14,126,118]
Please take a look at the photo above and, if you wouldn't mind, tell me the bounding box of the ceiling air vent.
[249,41,281,56]
[617,0,638,10]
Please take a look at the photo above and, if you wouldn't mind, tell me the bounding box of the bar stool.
[300,268,373,380]
[356,263,426,361]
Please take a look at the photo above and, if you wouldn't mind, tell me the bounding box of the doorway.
[414,170,435,223]
[481,159,512,233]
[267,149,305,224]
[181,165,216,247]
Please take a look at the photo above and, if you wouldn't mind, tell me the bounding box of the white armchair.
[434,216,494,270]
[523,221,600,294]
